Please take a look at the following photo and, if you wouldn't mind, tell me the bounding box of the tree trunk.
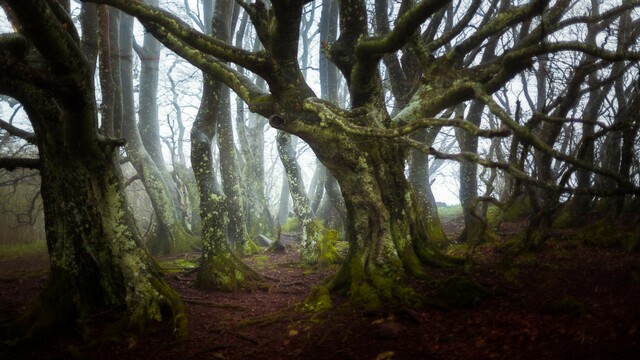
[120,14,197,254]
[276,131,323,265]
[0,2,185,340]
[14,141,186,339]
[317,138,445,309]
[191,75,261,290]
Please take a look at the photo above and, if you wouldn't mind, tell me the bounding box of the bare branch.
[0,157,40,170]
[0,118,35,143]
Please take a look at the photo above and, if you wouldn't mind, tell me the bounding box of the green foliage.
[437,275,485,309]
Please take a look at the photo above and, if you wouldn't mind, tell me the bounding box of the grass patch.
[159,258,198,273]
[0,241,47,261]
[437,204,463,219]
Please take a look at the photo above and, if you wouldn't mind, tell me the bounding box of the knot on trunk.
[269,114,287,128]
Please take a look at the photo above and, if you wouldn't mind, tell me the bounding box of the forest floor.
[1,217,640,359]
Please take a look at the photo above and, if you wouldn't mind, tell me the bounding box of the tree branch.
[304,97,510,139]
[472,83,632,187]
[0,118,35,143]
[81,0,271,75]
[141,23,274,116]
[357,0,450,57]
[0,157,40,170]
[6,0,89,75]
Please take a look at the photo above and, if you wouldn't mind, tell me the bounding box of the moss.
[437,275,485,309]
[242,238,260,255]
[281,217,302,233]
[501,195,532,222]
[304,286,333,312]
[317,227,343,267]
[577,216,629,249]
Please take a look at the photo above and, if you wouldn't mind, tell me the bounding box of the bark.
[276,131,323,265]
[192,73,261,289]
[407,129,448,245]
[0,0,185,340]
[192,0,260,289]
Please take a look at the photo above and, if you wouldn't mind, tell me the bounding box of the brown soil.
[1,226,640,360]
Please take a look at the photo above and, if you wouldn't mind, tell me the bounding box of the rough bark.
[0,0,186,341]
[276,131,323,265]
[191,0,260,290]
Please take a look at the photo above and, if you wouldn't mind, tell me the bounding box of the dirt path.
[1,237,640,359]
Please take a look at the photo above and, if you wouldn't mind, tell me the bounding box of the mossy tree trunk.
[0,0,186,340]
[290,128,442,308]
[191,0,260,290]
[191,73,261,290]
[276,130,325,265]
[408,129,448,245]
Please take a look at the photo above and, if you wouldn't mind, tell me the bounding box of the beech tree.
[77,0,640,307]
[0,0,186,340]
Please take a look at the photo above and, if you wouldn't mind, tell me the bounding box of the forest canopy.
[1,0,640,349]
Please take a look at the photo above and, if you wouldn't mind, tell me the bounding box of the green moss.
[242,238,260,255]
[301,220,343,267]
[318,228,343,267]
[486,205,501,227]
[281,218,302,233]
[304,286,333,312]
[158,258,197,273]
[501,195,532,222]
[577,216,632,249]
[437,275,485,309]
[252,254,270,269]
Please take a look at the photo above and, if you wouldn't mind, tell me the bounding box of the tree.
[0,1,186,340]
[70,0,640,308]
[191,0,262,289]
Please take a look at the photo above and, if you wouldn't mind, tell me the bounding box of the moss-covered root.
[240,238,260,256]
[148,277,188,341]
[301,220,343,268]
[326,260,421,311]
[195,252,263,291]
[303,286,333,312]
[415,241,465,268]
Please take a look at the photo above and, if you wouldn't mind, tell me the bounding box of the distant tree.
[119,9,198,254]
